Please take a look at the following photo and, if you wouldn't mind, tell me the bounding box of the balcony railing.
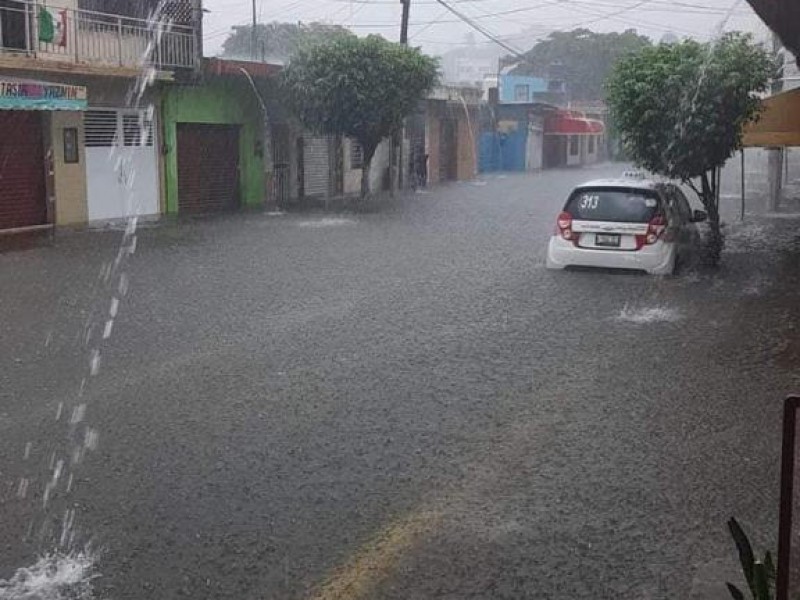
[0,1,196,70]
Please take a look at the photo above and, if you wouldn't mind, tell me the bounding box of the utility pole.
[251,0,257,61]
[400,0,410,45]
[768,30,785,210]
[394,0,410,194]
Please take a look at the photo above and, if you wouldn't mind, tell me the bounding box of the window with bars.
[350,140,364,169]
[84,110,118,147]
[123,114,154,147]
[85,110,154,148]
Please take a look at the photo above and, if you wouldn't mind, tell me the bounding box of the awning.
[742,88,800,147]
[544,110,605,135]
[0,79,87,111]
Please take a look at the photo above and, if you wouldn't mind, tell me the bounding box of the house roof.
[545,110,605,135]
[745,0,800,63]
[742,87,800,147]
[204,58,282,79]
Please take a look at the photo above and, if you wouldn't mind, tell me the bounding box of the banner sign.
[0,80,87,111]
[778,396,800,600]
[38,6,68,47]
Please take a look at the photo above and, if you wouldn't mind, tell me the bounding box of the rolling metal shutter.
[177,123,240,214]
[302,135,330,198]
[0,112,46,230]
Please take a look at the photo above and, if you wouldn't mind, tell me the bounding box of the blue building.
[499,75,548,103]
[498,74,568,106]
[478,103,551,174]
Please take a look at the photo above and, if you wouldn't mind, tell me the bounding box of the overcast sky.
[202,0,769,58]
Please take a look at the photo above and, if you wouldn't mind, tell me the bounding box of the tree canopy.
[606,32,775,263]
[282,35,439,196]
[221,21,352,62]
[511,28,652,101]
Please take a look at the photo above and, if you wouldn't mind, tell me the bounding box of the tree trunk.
[699,170,724,266]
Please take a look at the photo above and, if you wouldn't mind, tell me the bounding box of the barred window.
[350,140,364,169]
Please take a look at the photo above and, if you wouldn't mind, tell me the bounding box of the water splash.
[6,2,174,587]
[0,552,98,600]
[615,305,683,324]
[297,218,357,228]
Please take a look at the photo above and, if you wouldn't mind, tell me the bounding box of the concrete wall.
[426,109,441,186]
[526,126,543,171]
[343,138,361,196]
[425,100,479,184]
[343,137,394,194]
[456,114,478,180]
[51,111,88,225]
[161,81,266,214]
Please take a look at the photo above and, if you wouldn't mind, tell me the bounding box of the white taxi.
[545,177,707,275]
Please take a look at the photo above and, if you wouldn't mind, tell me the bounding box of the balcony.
[0,0,196,72]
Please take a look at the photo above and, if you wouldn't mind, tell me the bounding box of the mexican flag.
[38,6,68,47]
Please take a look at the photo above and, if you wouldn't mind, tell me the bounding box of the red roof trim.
[544,110,605,135]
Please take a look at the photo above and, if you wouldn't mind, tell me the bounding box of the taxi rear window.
[565,187,661,223]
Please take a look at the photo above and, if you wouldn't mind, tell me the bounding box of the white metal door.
[85,108,159,221]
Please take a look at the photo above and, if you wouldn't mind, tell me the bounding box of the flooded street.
[2,163,799,599]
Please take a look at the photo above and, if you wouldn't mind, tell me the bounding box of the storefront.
[543,110,605,168]
[161,60,277,215]
[0,78,87,232]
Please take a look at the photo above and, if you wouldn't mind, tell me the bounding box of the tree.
[511,29,652,101]
[221,22,352,62]
[282,35,438,198]
[606,33,775,264]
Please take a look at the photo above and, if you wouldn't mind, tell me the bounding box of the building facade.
[0,0,199,232]
[479,102,552,174]
[421,86,481,186]
[543,109,605,169]
[161,59,279,215]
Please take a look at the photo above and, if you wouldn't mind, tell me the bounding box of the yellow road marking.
[310,508,442,600]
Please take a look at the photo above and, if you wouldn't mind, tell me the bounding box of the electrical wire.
[408,5,455,41]
[204,0,758,53]
[430,0,567,58]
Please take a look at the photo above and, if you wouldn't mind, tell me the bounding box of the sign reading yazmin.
[0,80,87,111]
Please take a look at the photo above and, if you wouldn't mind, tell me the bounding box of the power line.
[408,5,453,40]
[429,0,528,57]
[207,0,750,33]
[203,0,755,51]
[315,0,671,29]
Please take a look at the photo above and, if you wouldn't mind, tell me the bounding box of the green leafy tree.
[511,28,652,101]
[282,35,438,198]
[606,33,774,264]
[221,22,352,62]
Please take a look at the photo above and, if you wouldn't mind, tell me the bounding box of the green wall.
[162,81,265,214]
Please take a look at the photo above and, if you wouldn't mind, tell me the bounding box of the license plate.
[595,234,621,247]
